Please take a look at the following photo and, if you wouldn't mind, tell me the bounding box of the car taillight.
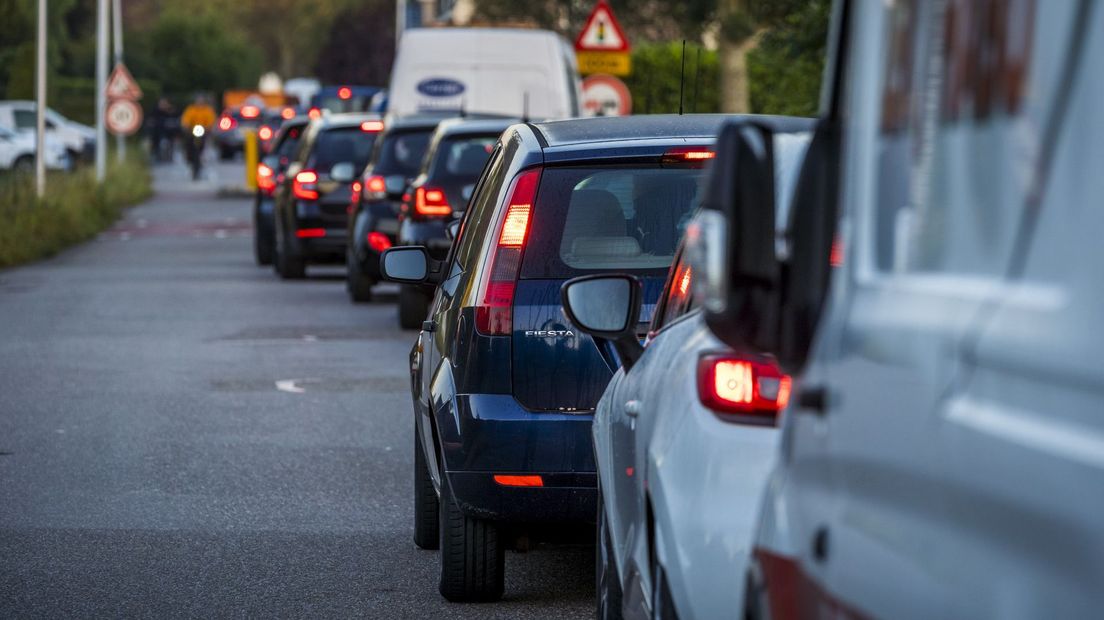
[240,105,260,119]
[218,116,235,131]
[414,186,451,217]
[350,180,363,206]
[281,107,295,120]
[296,228,326,238]
[293,170,319,201]
[367,232,392,253]
[338,86,352,100]
[493,475,543,488]
[697,354,791,422]
[360,120,384,132]
[662,146,715,166]
[258,126,273,141]
[362,175,387,201]
[308,107,321,120]
[474,168,540,336]
[257,163,276,194]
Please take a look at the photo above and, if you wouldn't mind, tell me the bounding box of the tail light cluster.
[697,354,791,422]
[240,105,260,119]
[414,186,451,217]
[218,115,236,131]
[474,167,540,336]
[292,170,319,201]
[362,175,387,201]
[661,146,715,166]
[258,126,274,141]
[367,232,392,253]
[256,162,276,195]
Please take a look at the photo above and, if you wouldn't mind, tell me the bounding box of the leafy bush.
[0,153,151,269]
[746,0,830,116]
[623,42,720,115]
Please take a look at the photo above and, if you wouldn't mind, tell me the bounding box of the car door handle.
[624,400,641,417]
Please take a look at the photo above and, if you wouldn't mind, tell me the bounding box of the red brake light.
[414,186,452,217]
[360,120,384,132]
[258,126,273,141]
[474,168,540,336]
[367,232,392,253]
[830,235,844,267]
[697,354,791,421]
[350,180,363,206]
[662,146,715,165]
[338,86,352,100]
[293,170,319,200]
[493,475,543,488]
[308,107,321,120]
[257,162,276,194]
[218,116,235,131]
[296,228,326,238]
[281,107,295,120]
[363,175,387,200]
[240,105,260,119]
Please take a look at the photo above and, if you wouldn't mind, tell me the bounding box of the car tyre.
[597,485,624,620]
[438,476,505,602]
[398,285,430,329]
[275,228,306,280]
[254,219,274,266]
[414,435,440,550]
[347,247,374,302]
[12,156,33,175]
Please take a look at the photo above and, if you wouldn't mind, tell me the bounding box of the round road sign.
[581,74,632,117]
[106,99,143,136]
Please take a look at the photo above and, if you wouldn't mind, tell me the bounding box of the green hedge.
[623,42,720,115]
[0,152,151,269]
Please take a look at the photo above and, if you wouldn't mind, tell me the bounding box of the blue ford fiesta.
[379,114,734,602]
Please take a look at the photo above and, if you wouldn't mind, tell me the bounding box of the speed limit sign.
[106,99,143,136]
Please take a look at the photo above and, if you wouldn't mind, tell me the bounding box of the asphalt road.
[0,160,593,618]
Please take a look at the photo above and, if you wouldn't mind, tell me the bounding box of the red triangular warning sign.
[106,63,143,100]
[575,0,631,52]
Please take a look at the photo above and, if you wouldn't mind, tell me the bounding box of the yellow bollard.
[244,129,258,191]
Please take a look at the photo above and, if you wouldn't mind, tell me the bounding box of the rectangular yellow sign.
[577,51,632,76]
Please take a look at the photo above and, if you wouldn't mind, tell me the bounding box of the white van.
[387,28,581,120]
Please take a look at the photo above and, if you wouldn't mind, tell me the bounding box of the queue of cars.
[248,7,1104,617]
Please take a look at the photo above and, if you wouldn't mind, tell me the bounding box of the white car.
[563,120,812,620]
[0,100,95,162]
[695,1,1104,618]
[0,125,70,172]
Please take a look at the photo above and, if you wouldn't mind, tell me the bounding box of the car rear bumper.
[438,393,597,523]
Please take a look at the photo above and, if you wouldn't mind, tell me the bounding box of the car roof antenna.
[522,92,530,123]
[678,39,687,115]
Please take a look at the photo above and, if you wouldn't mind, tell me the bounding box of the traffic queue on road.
[242,4,1104,618]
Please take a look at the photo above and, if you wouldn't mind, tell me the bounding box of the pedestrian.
[149,97,176,163]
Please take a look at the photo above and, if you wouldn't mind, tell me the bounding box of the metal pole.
[95,0,108,181]
[396,0,406,52]
[34,0,47,198]
[112,0,124,163]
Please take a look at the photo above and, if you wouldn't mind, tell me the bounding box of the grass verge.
[0,154,152,269]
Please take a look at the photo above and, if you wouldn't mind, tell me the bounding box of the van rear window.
[520,165,706,278]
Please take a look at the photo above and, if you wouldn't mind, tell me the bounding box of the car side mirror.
[445,220,460,241]
[561,275,644,371]
[380,246,445,285]
[330,162,356,182]
[696,120,781,356]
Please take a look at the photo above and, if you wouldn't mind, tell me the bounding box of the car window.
[13,110,35,130]
[375,129,433,177]
[452,145,507,273]
[308,126,379,172]
[429,135,497,184]
[274,125,305,160]
[520,165,706,279]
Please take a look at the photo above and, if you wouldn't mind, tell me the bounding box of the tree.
[314,1,396,86]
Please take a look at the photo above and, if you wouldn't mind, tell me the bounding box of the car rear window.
[275,125,305,159]
[310,127,378,172]
[520,165,706,278]
[375,129,433,177]
[429,134,497,184]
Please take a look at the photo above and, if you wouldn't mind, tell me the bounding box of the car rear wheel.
[254,222,274,266]
[347,248,374,302]
[275,229,306,280]
[438,476,505,602]
[597,485,624,620]
[398,285,430,329]
[12,156,32,175]
[414,435,440,550]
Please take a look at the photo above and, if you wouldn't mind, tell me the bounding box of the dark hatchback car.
[213,103,267,160]
[393,117,518,328]
[272,114,382,279]
[379,114,733,602]
[254,116,309,266]
[345,115,440,301]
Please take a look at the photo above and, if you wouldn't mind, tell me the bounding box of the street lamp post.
[95,0,108,181]
[34,0,47,198]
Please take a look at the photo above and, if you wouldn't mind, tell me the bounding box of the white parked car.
[695,1,1104,618]
[387,28,581,120]
[0,125,70,172]
[0,100,95,162]
[562,119,812,620]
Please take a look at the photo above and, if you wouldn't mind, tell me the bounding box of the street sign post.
[582,74,633,117]
[106,64,142,101]
[105,63,143,139]
[574,0,631,77]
